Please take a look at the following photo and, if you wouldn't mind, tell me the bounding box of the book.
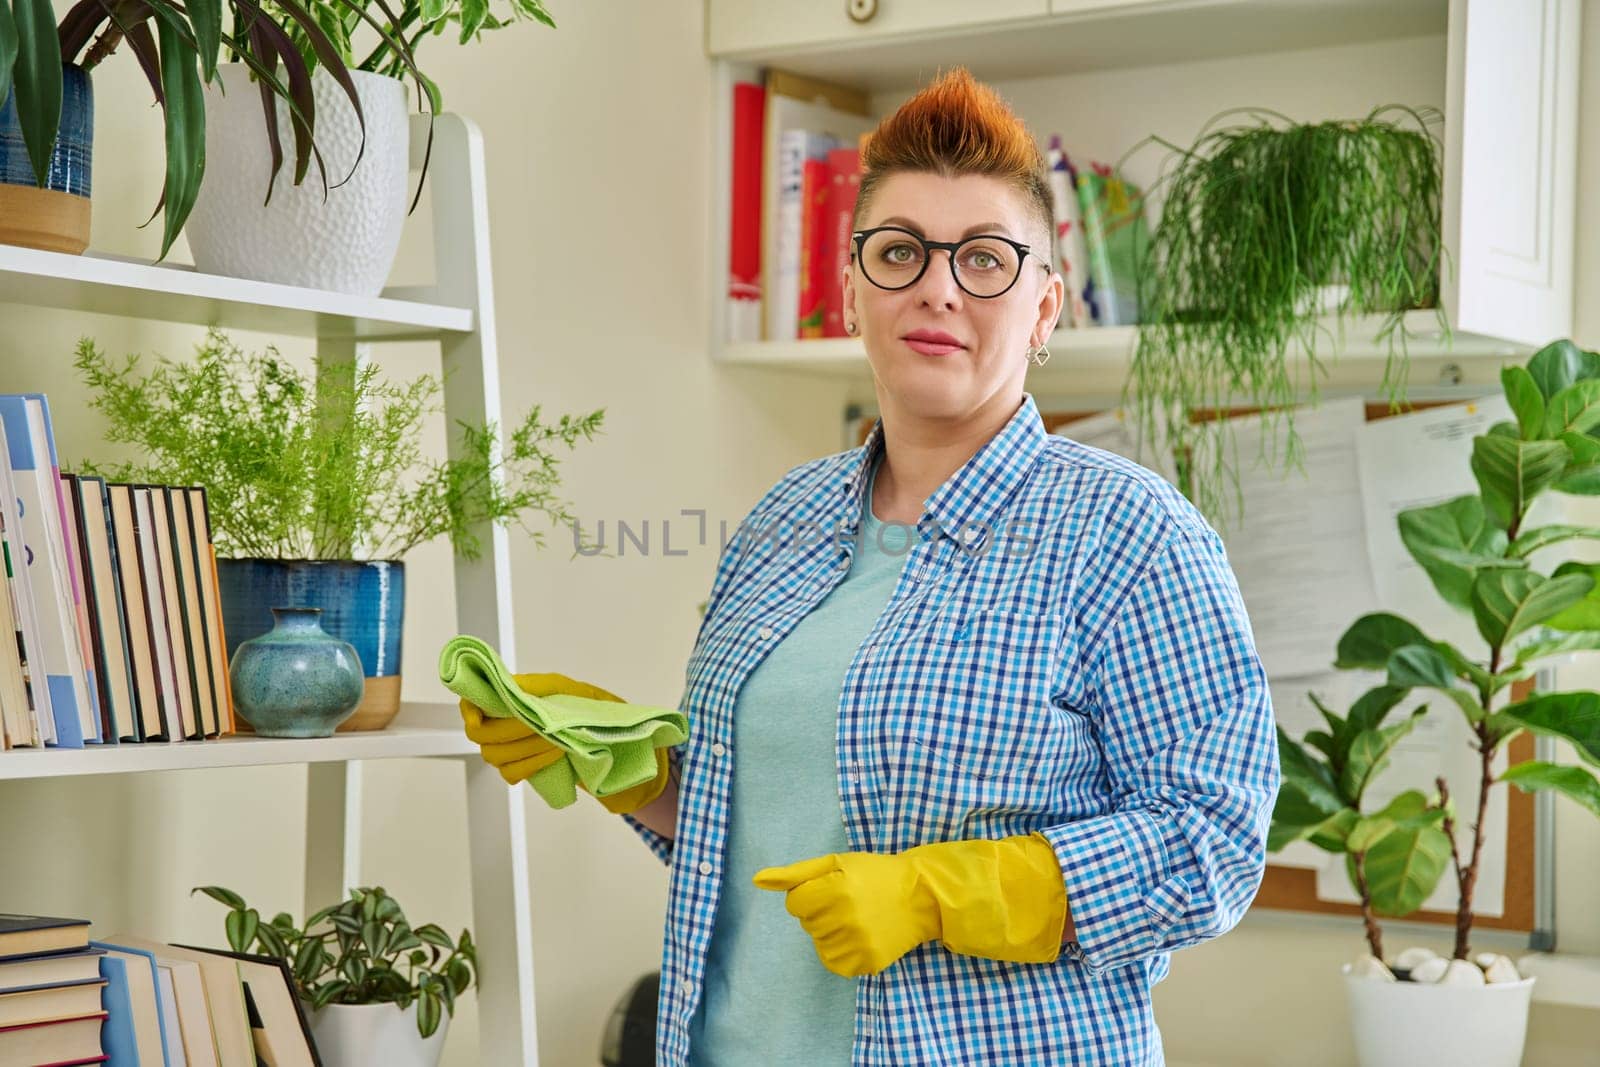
[95,955,140,1067]
[0,395,93,746]
[0,978,106,1026]
[154,959,215,1067]
[154,965,189,1067]
[107,485,166,742]
[132,489,186,742]
[92,942,174,1067]
[0,915,90,960]
[104,936,251,1067]
[0,413,51,745]
[1075,163,1149,327]
[727,80,766,344]
[181,948,317,1067]
[55,474,105,745]
[0,1010,107,1065]
[163,488,219,737]
[821,145,861,339]
[774,128,839,341]
[144,489,201,740]
[73,477,139,743]
[187,489,234,735]
[0,950,104,993]
[0,468,36,749]
[797,154,832,338]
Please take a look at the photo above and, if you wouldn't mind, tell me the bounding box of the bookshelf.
[706,0,1576,400]
[0,115,540,1063]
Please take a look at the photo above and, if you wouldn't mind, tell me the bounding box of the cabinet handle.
[847,0,878,24]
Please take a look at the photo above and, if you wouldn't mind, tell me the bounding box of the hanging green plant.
[1125,105,1447,522]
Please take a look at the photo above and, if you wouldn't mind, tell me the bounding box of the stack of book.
[0,913,319,1066]
[0,393,235,752]
[724,70,1153,341]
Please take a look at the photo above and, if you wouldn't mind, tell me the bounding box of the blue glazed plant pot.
[230,607,365,738]
[216,560,405,731]
[0,64,93,253]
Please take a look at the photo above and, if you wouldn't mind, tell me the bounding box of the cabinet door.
[707,0,1049,57]
[1443,0,1580,347]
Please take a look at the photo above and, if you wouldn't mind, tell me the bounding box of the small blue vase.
[0,63,94,253]
[230,607,366,738]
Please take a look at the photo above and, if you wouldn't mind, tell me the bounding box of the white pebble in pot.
[1393,947,1441,972]
[1438,959,1487,986]
[1410,956,1449,983]
[1475,953,1522,984]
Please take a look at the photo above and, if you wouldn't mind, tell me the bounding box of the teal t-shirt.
[687,452,909,1066]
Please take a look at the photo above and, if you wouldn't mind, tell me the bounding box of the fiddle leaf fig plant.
[195,884,475,1038]
[1269,339,1600,968]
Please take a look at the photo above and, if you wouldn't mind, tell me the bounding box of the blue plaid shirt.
[626,393,1280,1065]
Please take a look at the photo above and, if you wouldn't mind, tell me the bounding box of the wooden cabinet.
[707,0,1049,57]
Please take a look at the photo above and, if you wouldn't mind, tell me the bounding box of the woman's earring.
[1026,342,1052,367]
[845,321,858,335]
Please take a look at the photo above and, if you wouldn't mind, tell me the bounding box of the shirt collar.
[841,392,1047,546]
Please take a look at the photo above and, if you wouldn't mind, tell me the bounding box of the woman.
[462,68,1280,1065]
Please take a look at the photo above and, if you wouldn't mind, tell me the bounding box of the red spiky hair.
[853,67,1053,255]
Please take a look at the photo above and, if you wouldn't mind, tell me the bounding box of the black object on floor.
[600,970,659,1066]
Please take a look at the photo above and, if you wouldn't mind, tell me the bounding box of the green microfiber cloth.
[438,635,689,809]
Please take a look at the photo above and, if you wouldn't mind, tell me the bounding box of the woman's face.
[842,172,1063,418]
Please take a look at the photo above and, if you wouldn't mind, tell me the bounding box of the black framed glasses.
[850,225,1049,299]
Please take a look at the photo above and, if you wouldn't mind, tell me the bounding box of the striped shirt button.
[698,861,714,876]
[758,625,775,639]
[711,742,728,757]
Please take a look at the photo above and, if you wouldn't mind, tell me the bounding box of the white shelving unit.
[0,115,540,1063]
[705,0,1578,405]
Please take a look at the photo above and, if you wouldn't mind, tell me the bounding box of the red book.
[797,158,831,339]
[822,146,862,338]
[726,82,766,343]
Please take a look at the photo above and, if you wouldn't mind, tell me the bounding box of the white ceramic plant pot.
[1343,966,1535,1067]
[310,1001,448,1067]
[185,65,409,296]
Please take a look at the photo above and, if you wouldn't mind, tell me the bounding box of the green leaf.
[11,0,61,187]
[254,924,288,959]
[1397,495,1515,610]
[1556,432,1600,494]
[1501,761,1600,817]
[1513,631,1600,667]
[1497,691,1600,765]
[458,0,488,41]
[416,991,442,1038]
[1277,729,1343,808]
[1509,524,1600,559]
[192,885,247,910]
[446,957,473,995]
[294,938,324,984]
[420,0,450,22]
[1371,789,1446,829]
[1527,340,1600,400]
[1471,569,1594,649]
[1386,644,1456,689]
[414,923,455,951]
[1336,613,1433,671]
[1346,815,1396,854]
[1503,365,1547,438]
[310,979,350,1011]
[1306,808,1361,852]
[188,0,222,80]
[1341,710,1424,803]
[154,15,206,260]
[1270,787,1345,850]
[1346,685,1412,737]
[1471,436,1570,530]
[1361,823,1453,918]
[1543,380,1600,438]
[1544,561,1600,631]
[226,908,260,955]
[329,913,363,936]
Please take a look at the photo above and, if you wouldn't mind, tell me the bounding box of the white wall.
[3,2,1599,1065]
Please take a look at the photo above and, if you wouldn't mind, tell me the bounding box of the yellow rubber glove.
[752,832,1067,978]
[459,671,671,815]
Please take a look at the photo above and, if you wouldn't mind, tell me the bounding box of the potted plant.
[74,327,605,730]
[0,0,355,257]
[1126,106,1447,523]
[196,884,474,1067]
[1269,338,1600,1067]
[183,0,556,295]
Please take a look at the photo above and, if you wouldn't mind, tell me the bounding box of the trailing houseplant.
[1126,106,1447,523]
[0,0,357,257]
[1269,339,1600,1067]
[74,327,604,727]
[195,884,472,1061]
[185,0,556,293]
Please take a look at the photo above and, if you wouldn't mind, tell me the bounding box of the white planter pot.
[309,1001,448,1067]
[185,65,410,296]
[1343,966,1535,1067]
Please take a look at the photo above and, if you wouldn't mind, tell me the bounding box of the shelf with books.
[0,703,473,780]
[0,244,474,342]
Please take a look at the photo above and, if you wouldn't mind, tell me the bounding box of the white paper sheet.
[1216,397,1376,679]
[1051,410,1179,484]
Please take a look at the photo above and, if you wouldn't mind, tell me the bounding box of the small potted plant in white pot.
[74,327,604,730]
[1269,339,1600,1067]
[196,884,474,1067]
